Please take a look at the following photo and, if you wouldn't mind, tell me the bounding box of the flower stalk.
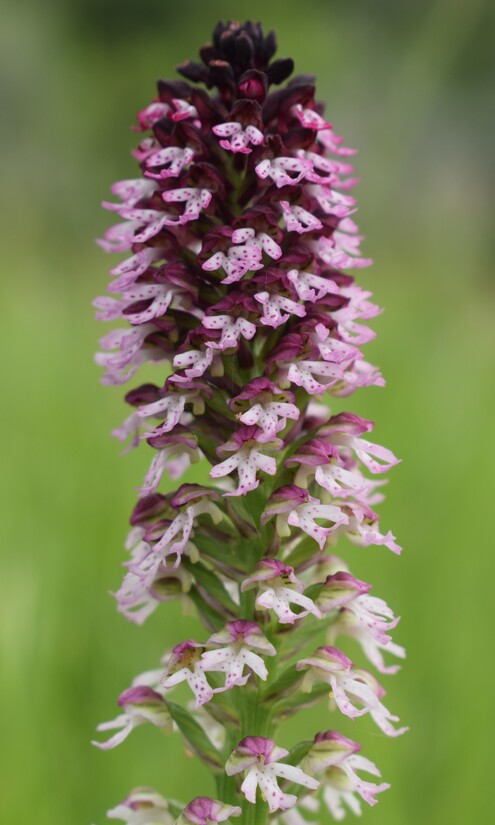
[93,20,406,825]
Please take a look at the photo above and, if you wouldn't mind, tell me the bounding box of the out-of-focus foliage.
[1,1,494,824]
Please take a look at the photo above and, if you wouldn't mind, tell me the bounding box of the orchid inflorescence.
[93,20,406,825]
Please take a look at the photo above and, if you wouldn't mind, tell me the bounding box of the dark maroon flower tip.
[237,70,268,103]
[130,493,169,525]
[313,730,360,750]
[125,384,161,407]
[175,21,293,103]
[171,483,220,507]
[118,685,164,706]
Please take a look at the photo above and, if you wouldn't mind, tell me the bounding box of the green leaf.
[188,587,226,632]
[273,683,330,722]
[229,486,268,532]
[206,696,240,729]
[284,738,315,767]
[303,582,324,602]
[194,532,248,573]
[278,614,334,662]
[165,700,223,771]
[166,799,185,818]
[236,535,268,569]
[283,535,319,569]
[279,740,317,798]
[261,664,302,703]
[184,560,238,613]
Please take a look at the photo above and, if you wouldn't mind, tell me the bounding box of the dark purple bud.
[313,730,361,751]
[190,88,227,125]
[237,70,268,103]
[171,483,220,508]
[130,493,169,526]
[266,332,306,365]
[284,127,316,151]
[261,485,309,523]
[125,384,161,407]
[285,438,339,468]
[266,58,294,85]
[177,60,210,85]
[236,32,255,67]
[157,78,192,104]
[208,291,259,315]
[321,412,374,437]
[230,98,263,129]
[147,426,197,451]
[209,60,236,95]
[118,685,164,707]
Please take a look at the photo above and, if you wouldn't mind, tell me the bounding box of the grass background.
[1,1,494,823]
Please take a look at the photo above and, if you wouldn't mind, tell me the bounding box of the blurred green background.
[1,1,494,823]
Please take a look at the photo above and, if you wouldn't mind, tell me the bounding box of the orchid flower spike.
[94,20,406,825]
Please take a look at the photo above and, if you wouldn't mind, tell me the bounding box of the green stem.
[216,683,277,821]
[237,688,274,825]
[244,797,268,825]
[216,493,279,824]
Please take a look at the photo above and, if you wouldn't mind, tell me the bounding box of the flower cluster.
[93,20,406,825]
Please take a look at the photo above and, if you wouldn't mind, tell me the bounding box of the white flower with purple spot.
[280,200,323,234]
[145,146,195,179]
[272,796,320,825]
[297,149,353,184]
[241,560,321,624]
[169,348,221,383]
[262,485,349,549]
[286,268,339,302]
[291,104,332,131]
[309,323,360,367]
[202,227,281,284]
[203,314,256,350]
[114,564,192,625]
[201,620,276,690]
[210,430,280,496]
[319,412,401,474]
[256,156,313,188]
[136,389,205,439]
[169,98,199,123]
[287,359,344,395]
[92,686,172,750]
[255,290,306,328]
[140,494,221,569]
[231,380,300,443]
[297,647,408,737]
[303,731,390,820]
[286,439,371,499]
[176,796,241,825]
[107,788,174,825]
[213,121,264,154]
[161,641,214,707]
[287,499,349,549]
[103,178,157,210]
[226,737,319,814]
[135,100,169,129]
[332,501,402,554]
[139,429,200,493]
[327,607,406,675]
[95,323,163,386]
[162,187,212,225]
[115,207,175,244]
[95,282,184,326]
[317,571,400,644]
